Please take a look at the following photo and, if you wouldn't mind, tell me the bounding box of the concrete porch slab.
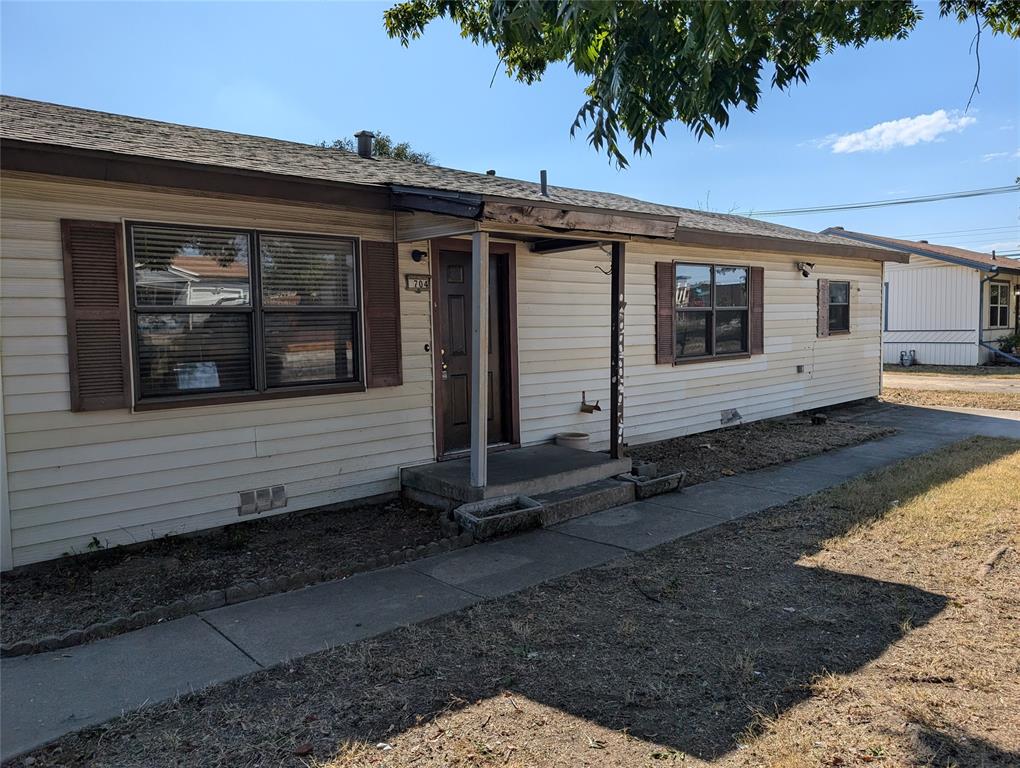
[401,444,632,504]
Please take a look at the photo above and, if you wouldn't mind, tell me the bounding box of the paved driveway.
[884,371,1020,393]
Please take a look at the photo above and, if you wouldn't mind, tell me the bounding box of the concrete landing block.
[1,615,258,762]
[410,529,622,597]
[553,501,720,551]
[202,567,478,667]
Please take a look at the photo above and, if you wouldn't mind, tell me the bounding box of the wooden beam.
[610,242,626,460]
[484,202,677,239]
[470,231,490,487]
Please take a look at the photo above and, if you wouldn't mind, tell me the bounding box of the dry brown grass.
[882,364,1020,378]
[882,387,1020,411]
[15,438,1020,768]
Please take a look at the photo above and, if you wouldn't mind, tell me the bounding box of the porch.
[401,444,632,506]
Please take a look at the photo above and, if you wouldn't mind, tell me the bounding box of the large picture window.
[128,223,361,404]
[674,263,748,360]
[989,282,1010,328]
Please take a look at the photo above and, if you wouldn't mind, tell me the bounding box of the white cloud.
[981,149,1020,162]
[817,110,977,154]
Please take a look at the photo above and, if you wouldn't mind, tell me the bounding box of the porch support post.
[470,231,490,487]
[610,241,626,460]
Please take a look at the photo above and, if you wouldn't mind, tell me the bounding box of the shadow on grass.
[29,439,1020,766]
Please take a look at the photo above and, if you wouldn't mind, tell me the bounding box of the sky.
[2,1,1018,254]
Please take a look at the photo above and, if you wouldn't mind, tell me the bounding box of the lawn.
[882,387,1020,412]
[16,438,1020,768]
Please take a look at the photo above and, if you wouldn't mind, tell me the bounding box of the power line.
[892,224,1017,240]
[747,185,1019,217]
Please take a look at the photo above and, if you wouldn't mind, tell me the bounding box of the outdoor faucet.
[580,391,601,413]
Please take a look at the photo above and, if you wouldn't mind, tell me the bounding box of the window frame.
[671,261,751,364]
[827,280,851,335]
[125,220,366,410]
[988,281,1010,329]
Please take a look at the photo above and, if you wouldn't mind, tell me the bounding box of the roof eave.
[674,226,907,262]
[824,229,1015,272]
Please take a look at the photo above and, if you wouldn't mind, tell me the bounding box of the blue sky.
[2,1,1017,253]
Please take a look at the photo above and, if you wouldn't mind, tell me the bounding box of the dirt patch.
[883,364,1020,378]
[1,498,444,646]
[18,438,1017,768]
[628,412,895,484]
[882,387,1020,411]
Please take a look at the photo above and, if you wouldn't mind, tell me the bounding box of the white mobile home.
[823,228,1020,366]
[0,97,904,569]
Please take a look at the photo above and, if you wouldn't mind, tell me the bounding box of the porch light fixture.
[411,249,428,263]
[796,261,815,278]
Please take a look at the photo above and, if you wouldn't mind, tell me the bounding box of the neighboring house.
[0,96,904,569]
[822,228,1020,366]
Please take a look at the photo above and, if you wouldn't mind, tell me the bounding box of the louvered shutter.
[61,220,131,411]
[362,240,403,387]
[749,266,764,355]
[655,261,675,364]
[817,278,830,338]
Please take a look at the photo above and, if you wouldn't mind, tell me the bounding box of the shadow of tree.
[30,437,1019,767]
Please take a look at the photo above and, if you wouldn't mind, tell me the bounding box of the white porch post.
[470,231,490,487]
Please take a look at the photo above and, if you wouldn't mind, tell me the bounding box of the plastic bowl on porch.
[555,432,591,451]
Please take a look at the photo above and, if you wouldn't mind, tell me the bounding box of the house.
[0,96,904,570]
[822,228,1020,366]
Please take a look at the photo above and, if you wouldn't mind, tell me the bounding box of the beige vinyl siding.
[514,242,884,448]
[1,175,434,567]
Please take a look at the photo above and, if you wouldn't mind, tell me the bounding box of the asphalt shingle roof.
[2,95,891,253]
[821,228,1020,274]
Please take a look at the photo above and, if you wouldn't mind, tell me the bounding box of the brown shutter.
[363,240,403,387]
[817,278,830,338]
[61,220,131,411]
[748,266,764,355]
[655,261,675,364]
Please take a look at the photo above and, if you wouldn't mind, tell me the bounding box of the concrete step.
[534,478,635,527]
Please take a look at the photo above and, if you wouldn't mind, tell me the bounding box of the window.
[128,223,361,403]
[674,263,748,359]
[828,280,850,333]
[989,282,1010,328]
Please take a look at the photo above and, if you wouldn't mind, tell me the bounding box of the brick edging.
[1,531,474,658]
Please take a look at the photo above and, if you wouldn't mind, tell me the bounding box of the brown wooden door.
[436,248,506,454]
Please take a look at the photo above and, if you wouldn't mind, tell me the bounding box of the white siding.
[514,242,884,448]
[2,173,887,567]
[881,253,1019,365]
[1,175,435,567]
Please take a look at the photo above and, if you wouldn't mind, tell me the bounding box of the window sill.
[824,330,852,336]
[133,381,367,411]
[672,352,751,366]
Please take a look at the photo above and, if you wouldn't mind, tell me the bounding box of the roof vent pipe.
[540,169,548,196]
[486,169,496,176]
[919,239,928,244]
[354,130,375,159]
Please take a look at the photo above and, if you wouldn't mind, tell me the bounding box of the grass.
[17,438,1020,768]
[883,364,1020,378]
[882,387,1020,411]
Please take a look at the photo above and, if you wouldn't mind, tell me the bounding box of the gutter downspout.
[979,269,1020,365]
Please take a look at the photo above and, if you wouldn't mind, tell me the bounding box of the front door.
[435,244,509,455]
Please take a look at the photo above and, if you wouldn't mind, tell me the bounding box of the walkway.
[2,403,1018,761]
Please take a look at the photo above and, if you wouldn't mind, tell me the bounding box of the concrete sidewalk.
[3,404,1017,761]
